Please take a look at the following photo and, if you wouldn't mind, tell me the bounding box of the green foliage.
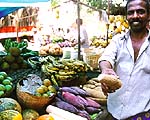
[50,0,61,8]
[86,0,109,10]
[86,0,125,15]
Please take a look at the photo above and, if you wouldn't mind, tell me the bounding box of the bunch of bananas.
[40,56,92,86]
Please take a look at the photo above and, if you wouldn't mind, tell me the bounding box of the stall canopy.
[0,7,23,18]
[0,0,50,18]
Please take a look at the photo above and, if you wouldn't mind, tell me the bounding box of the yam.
[62,92,85,109]
[55,101,79,113]
[85,97,101,108]
[98,74,122,90]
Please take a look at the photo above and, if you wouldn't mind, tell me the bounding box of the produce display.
[40,55,92,86]
[0,72,14,97]
[39,43,63,56]
[83,78,107,105]
[0,109,23,120]
[0,47,29,72]
[0,35,118,120]
[16,74,55,111]
[90,15,129,48]
[0,39,38,72]
[17,74,56,97]
[46,105,88,120]
[0,97,22,113]
[22,109,40,120]
[50,86,102,120]
[36,114,54,120]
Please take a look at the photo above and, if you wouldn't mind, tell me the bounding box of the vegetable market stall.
[0,1,109,119]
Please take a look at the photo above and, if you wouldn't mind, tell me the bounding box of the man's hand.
[98,73,121,96]
[101,82,116,96]
[102,68,118,76]
[99,61,120,95]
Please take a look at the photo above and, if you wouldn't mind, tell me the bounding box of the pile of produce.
[0,72,14,97]
[90,15,129,48]
[0,36,109,120]
[0,47,29,72]
[0,97,41,120]
[108,15,129,35]
[90,36,109,48]
[16,74,56,111]
[83,78,107,105]
[50,86,102,120]
[0,97,23,120]
[2,39,38,58]
[40,55,92,86]
[46,105,87,120]
[0,39,39,72]
[39,43,63,56]
[17,74,56,97]
[57,41,72,48]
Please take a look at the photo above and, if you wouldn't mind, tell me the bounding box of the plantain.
[45,65,57,73]
[47,63,59,71]
[51,74,58,86]
[41,64,47,73]
[52,61,65,69]
[58,70,76,76]
[55,74,74,81]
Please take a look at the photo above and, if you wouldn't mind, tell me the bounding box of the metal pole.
[106,0,110,46]
[77,0,81,60]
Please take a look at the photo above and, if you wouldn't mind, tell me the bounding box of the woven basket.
[16,79,55,111]
[83,54,100,69]
[83,48,103,69]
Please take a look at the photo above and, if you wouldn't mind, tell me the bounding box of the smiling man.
[98,0,150,119]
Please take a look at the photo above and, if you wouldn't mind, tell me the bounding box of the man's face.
[126,0,149,32]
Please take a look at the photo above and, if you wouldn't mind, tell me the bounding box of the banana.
[55,74,74,81]
[58,71,76,75]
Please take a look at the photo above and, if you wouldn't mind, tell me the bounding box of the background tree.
[86,0,125,15]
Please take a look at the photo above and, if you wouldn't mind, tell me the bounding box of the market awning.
[0,7,23,18]
[1,0,49,3]
[0,0,50,18]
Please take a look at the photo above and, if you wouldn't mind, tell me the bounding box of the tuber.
[55,101,79,113]
[61,87,79,95]
[70,86,89,96]
[62,92,85,109]
[85,97,101,108]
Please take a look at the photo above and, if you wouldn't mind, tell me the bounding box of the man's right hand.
[101,68,117,76]
[101,82,116,96]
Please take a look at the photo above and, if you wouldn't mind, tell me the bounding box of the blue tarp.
[0,0,49,3]
[0,0,50,18]
[0,7,23,18]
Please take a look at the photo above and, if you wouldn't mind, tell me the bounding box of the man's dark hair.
[125,0,150,14]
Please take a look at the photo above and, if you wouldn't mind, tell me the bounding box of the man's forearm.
[99,60,117,76]
[99,60,112,71]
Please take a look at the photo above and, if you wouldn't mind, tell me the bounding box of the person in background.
[32,27,42,51]
[71,19,89,48]
[41,34,51,46]
[98,0,150,119]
